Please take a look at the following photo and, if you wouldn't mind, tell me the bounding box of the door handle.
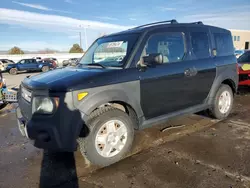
[184,68,197,77]
[184,68,192,77]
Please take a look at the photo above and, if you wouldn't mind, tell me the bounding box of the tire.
[42,66,49,72]
[9,68,17,75]
[209,84,233,120]
[77,107,134,167]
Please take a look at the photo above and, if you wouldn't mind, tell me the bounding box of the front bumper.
[17,89,88,152]
[16,106,67,151]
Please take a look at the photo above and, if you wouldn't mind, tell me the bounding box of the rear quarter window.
[213,33,234,56]
[190,32,210,59]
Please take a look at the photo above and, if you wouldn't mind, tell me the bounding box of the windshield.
[78,34,139,68]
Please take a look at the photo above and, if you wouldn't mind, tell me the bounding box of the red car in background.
[42,58,57,69]
[238,50,250,86]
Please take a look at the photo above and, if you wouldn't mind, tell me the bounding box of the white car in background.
[0,59,15,71]
[0,61,4,71]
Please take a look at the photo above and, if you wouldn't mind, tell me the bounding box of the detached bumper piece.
[2,89,18,103]
[16,107,29,138]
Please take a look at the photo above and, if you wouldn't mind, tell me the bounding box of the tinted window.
[142,32,185,63]
[214,33,234,56]
[191,32,210,59]
[238,52,250,63]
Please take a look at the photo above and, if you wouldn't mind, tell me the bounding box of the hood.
[22,67,109,91]
[7,63,17,68]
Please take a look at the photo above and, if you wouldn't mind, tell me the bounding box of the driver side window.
[142,32,186,63]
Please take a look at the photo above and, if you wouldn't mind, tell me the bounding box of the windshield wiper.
[84,63,106,69]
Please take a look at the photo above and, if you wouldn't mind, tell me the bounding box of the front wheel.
[78,107,134,167]
[209,84,233,120]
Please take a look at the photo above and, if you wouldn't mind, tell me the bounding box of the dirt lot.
[0,72,250,188]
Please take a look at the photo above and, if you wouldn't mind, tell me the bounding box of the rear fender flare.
[207,70,237,105]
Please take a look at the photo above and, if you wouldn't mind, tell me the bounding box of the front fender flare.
[76,90,143,117]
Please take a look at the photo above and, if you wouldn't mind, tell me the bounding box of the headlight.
[32,97,59,114]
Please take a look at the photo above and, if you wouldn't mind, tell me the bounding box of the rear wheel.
[77,107,134,166]
[210,84,233,119]
[42,66,49,72]
[9,68,17,75]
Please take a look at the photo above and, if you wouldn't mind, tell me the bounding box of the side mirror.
[142,53,163,66]
[212,49,217,57]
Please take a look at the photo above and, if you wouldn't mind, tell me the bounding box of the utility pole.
[84,27,88,49]
[79,32,82,48]
[78,24,90,50]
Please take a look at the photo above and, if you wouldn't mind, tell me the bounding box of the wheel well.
[93,101,139,129]
[222,79,236,94]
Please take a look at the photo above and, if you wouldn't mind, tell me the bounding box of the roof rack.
[131,19,178,29]
[191,21,203,25]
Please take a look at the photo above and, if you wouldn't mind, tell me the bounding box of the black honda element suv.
[17,20,238,166]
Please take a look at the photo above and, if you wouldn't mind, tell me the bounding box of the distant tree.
[9,46,24,55]
[69,44,84,53]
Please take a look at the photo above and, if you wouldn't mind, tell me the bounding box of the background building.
[230,30,250,50]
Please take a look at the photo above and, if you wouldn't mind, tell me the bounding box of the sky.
[0,0,249,51]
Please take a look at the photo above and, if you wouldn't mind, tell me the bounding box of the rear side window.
[190,32,210,59]
[213,33,234,56]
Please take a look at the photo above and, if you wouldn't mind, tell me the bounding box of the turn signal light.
[77,92,88,101]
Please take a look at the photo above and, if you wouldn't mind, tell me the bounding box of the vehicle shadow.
[39,151,79,188]
[38,92,89,188]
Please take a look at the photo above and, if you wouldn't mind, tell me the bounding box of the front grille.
[239,74,249,82]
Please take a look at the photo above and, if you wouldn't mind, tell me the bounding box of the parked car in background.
[62,58,79,67]
[235,50,245,58]
[0,59,15,72]
[42,58,59,67]
[6,59,54,75]
[69,58,80,67]
[50,58,59,67]
[33,57,42,62]
[42,58,57,68]
[238,50,250,86]
[0,61,4,72]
